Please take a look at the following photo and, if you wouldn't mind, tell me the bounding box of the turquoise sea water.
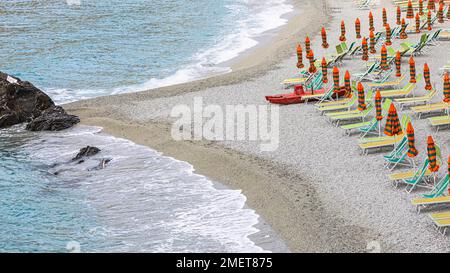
[0,0,292,252]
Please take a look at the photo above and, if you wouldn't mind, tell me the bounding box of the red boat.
[265,85,326,105]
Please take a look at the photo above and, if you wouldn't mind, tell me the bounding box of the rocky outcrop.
[0,72,79,131]
[72,146,101,161]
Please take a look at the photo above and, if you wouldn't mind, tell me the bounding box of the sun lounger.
[388,168,432,185]
[429,115,450,131]
[329,105,374,126]
[368,75,405,90]
[411,102,449,118]
[395,89,437,109]
[303,86,335,104]
[422,174,450,199]
[428,210,450,235]
[412,196,450,213]
[317,95,357,113]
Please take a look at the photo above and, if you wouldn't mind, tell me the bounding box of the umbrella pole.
[378,121,381,137]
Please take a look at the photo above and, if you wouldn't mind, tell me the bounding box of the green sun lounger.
[429,115,450,131]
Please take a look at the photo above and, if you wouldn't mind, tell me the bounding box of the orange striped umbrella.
[321,27,329,49]
[369,11,375,31]
[396,6,402,25]
[428,0,436,11]
[357,82,367,111]
[362,37,369,61]
[424,63,432,90]
[443,72,450,102]
[384,103,402,136]
[296,44,304,68]
[400,18,408,39]
[406,122,419,158]
[380,45,390,70]
[344,70,351,97]
[308,50,317,73]
[415,13,421,33]
[333,66,340,92]
[322,58,328,83]
[339,20,346,42]
[448,3,450,19]
[407,0,414,19]
[383,8,388,27]
[419,0,424,15]
[395,51,402,77]
[305,36,311,54]
[427,10,433,31]
[385,24,392,46]
[355,18,362,39]
[427,136,440,172]
[438,3,445,23]
[375,90,383,120]
[409,56,416,83]
[369,30,376,54]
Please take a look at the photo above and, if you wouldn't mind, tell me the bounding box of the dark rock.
[89,158,111,171]
[26,106,80,131]
[72,146,101,161]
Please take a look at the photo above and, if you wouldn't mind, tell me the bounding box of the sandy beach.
[66,0,450,252]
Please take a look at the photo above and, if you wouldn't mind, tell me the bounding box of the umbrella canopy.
[409,56,416,83]
[333,66,340,92]
[395,51,402,77]
[419,0,424,15]
[427,10,433,31]
[406,122,419,158]
[384,103,402,136]
[322,58,328,83]
[375,90,383,120]
[380,45,390,70]
[357,82,367,111]
[321,27,329,49]
[424,63,432,90]
[427,136,440,172]
[362,37,369,61]
[400,18,408,39]
[396,6,402,25]
[438,3,445,23]
[344,70,351,97]
[369,11,375,31]
[369,31,376,54]
[428,0,436,11]
[448,3,450,20]
[407,0,414,19]
[385,24,392,46]
[296,44,304,68]
[355,18,361,39]
[340,20,346,42]
[415,13,421,33]
[383,8,388,26]
[308,50,317,73]
[305,36,311,54]
[443,72,450,102]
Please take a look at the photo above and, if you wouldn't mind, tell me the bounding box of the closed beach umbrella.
[369,11,375,31]
[406,122,419,158]
[296,44,304,68]
[344,70,351,97]
[397,6,402,25]
[357,82,367,111]
[305,36,311,54]
[443,72,450,102]
[369,30,376,54]
[438,3,445,23]
[384,103,402,136]
[409,56,416,83]
[362,37,369,61]
[400,18,408,39]
[428,0,436,12]
[380,45,390,70]
[427,10,433,31]
[355,18,362,39]
[395,51,402,77]
[419,0,424,15]
[416,13,421,33]
[383,8,388,27]
[333,66,340,92]
[424,63,432,90]
[375,90,383,121]
[385,24,392,45]
[407,0,414,19]
[340,20,346,42]
[321,27,329,49]
[427,136,440,173]
[308,50,317,73]
[322,58,328,83]
[448,3,450,19]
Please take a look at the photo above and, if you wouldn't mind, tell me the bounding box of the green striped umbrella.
[384,103,402,136]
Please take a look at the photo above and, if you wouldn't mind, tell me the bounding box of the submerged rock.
[72,146,101,161]
[0,71,79,131]
[26,106,80,131]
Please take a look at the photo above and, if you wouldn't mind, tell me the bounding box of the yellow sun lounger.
[314,95,353,108]
[429,212,450,235]
[388,169,432,183]
[282,77,308,85]
[359,134,405,155]
[368,75,405,89]
[411,102,449,118]
[379,82,416,98]
[429,115,450,131]
[395,89,437,109]
[411,196,450,213]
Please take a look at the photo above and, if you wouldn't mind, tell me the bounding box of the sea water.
[0,0,293,252]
